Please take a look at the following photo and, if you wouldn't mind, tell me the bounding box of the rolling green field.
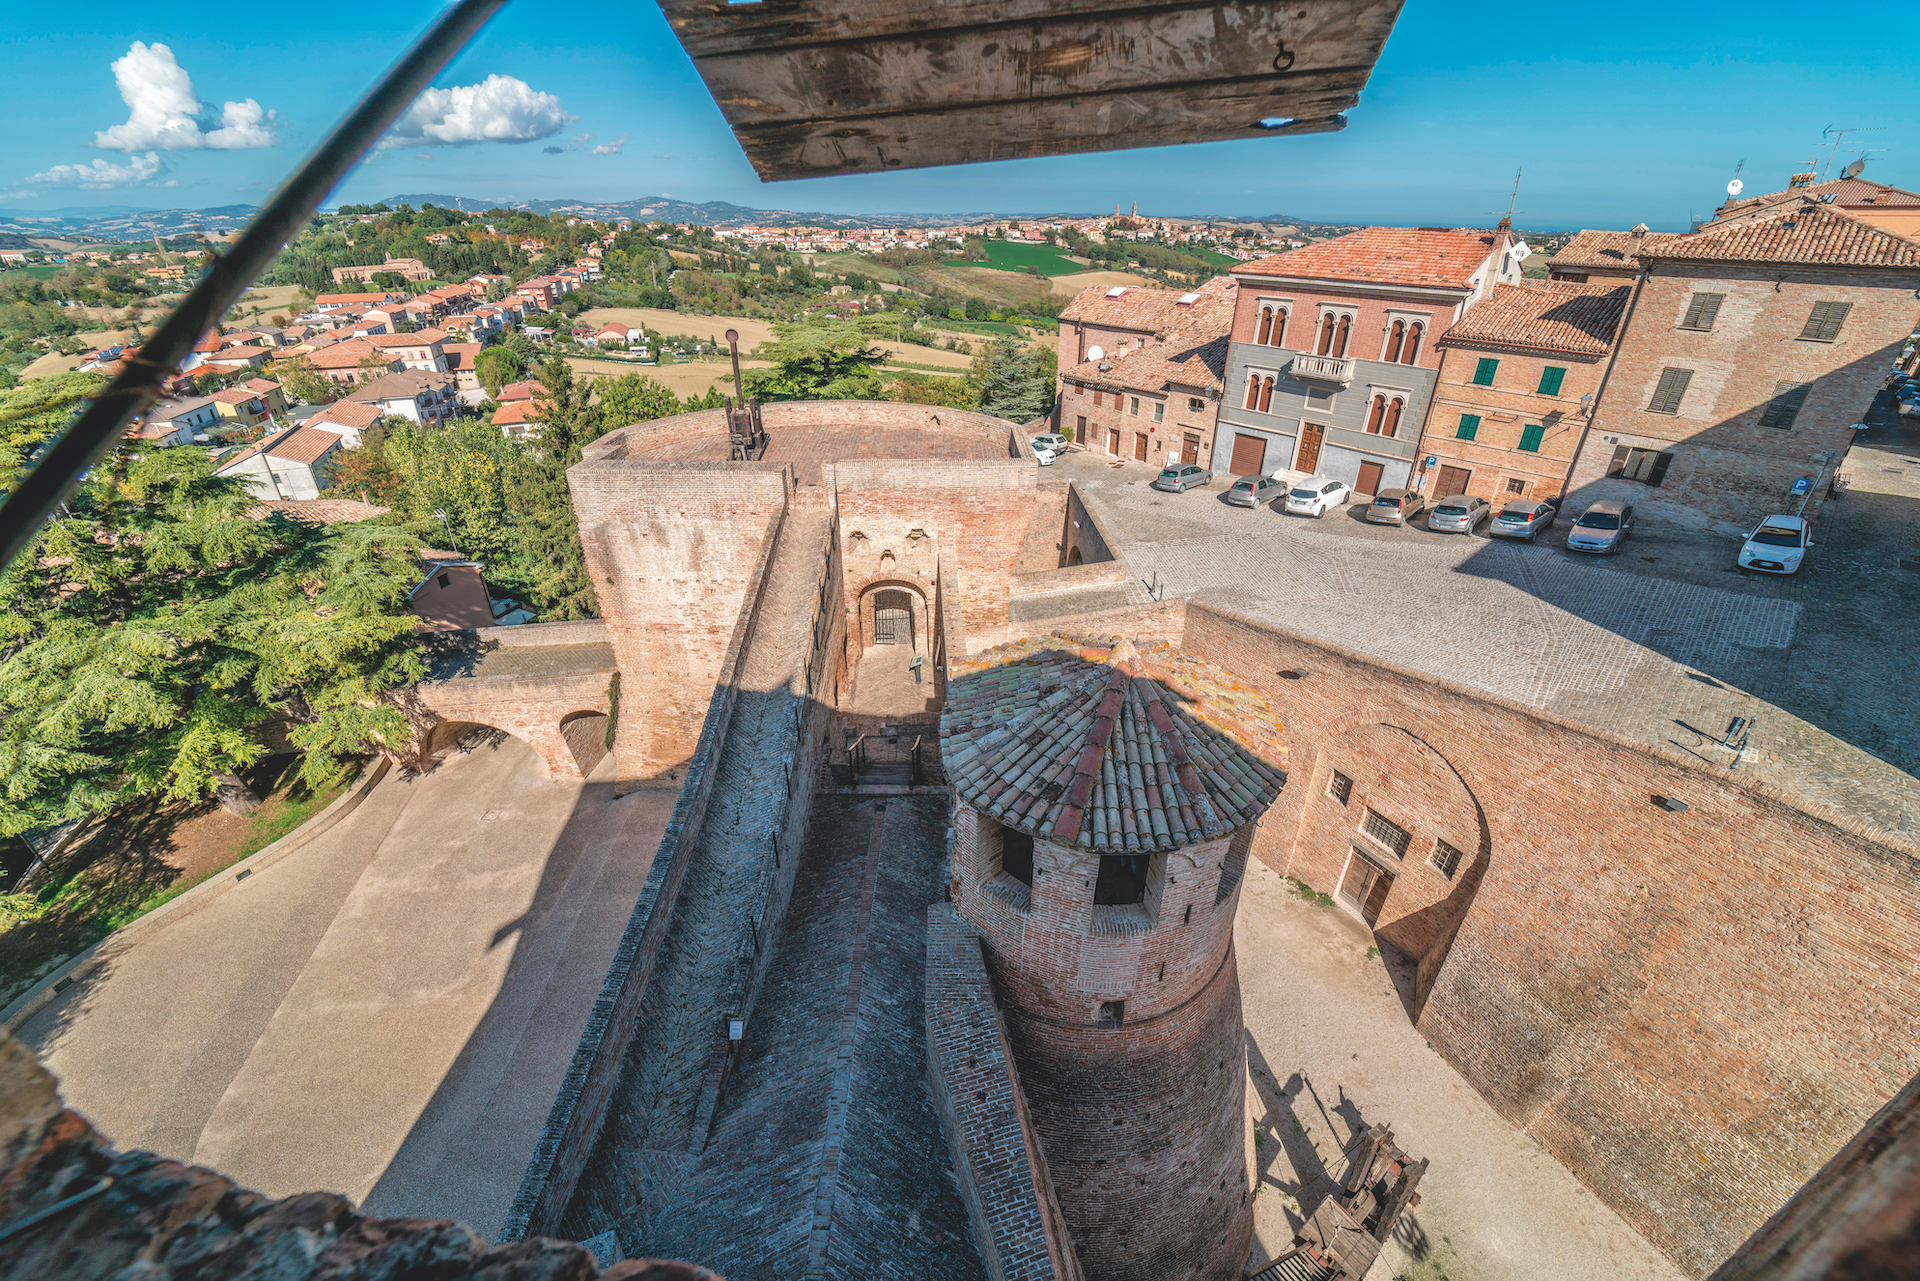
[946,240,1083,277]
[1189,246,1239,268]
[3,265,64,282]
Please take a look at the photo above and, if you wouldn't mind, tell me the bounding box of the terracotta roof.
[210,387,264,405]
[216,425,344,470]
[1236,226,1501,291]
[250,498,390,524]
[493,400,544,426]
[1066,333,1230,395]
[368,333,438,349]
[306,401,381,430]
[1644,202,1920,269]
[1437,282,1630,357]
[242,378,282,395]
[498,380,546,402]
[1058,276,1237,335]
[940,636,1286,853]
[308,338,387,369]
[1722,176,1920,216]
[347,370,454,402]
[1545,230,1639,271]
[441,343,482,370]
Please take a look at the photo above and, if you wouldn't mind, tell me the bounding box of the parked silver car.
[1151,463,1213,493]
[1427,495,1492,534]
[1566,500,1633,554]
[1488,500,1558,541]
[1225,474,1288,508]
[1030,432,1071,454]
[1365,488,1425,526]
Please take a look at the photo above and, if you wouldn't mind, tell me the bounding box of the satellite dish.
[1509,241,1532,262]
[1086,345,1105,361]
[1726,178,1745,197]
[1843,158,1867,180]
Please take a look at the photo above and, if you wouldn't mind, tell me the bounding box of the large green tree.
[969,334,1056,424]
[0,449,426,835]
[474,345,524,398]
[741,326,886,401]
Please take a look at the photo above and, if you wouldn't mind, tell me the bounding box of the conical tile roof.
[941,636,1286,853]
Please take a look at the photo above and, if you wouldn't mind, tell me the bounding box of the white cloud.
[382,75,574,149]
[592,134,629,156]
[572,133,594,144]
[92,42,279,151]
[28,152,164,188]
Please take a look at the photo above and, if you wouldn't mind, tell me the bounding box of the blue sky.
[2,0,1909,231]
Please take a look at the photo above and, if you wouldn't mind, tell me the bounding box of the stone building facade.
[1217,224,1525,492]
[1413,280,1630,505]
[1566,203,1920,532]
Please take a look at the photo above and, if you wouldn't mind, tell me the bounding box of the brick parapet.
[925,905,1086,1281]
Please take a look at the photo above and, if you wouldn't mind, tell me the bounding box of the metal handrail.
[0,0,511,572]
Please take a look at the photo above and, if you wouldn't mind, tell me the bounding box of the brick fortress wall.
[1165,599,1920,1277]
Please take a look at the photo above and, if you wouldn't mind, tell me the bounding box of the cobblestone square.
[1056,415,1920,838]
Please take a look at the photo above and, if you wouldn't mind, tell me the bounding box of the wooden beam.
[657,0,1406,180]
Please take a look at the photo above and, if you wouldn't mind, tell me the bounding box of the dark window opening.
[1361,808,1411,858]
[1329,771,1353,804]
[1094,854,1149,905]
[1098,1000,1125,1029]
[436,573,450,588]
[1432,840,1463,879]
[1001,828,1034,886]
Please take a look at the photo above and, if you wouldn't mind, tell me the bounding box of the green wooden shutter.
[1518,423,1546,452]
[1472,358,1499,386]
[1649,367,1693,414]
[1455,414,1481,440]
[1681,292,1724,331]
[1537,366,1566,395]
[1799,301,1852,341]
[1758,381,1811,429]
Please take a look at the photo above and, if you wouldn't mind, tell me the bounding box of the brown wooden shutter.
[1800,301,1852,341]
[1681,292,1724,330]
[1607,444,1631,476]
[1649,367,1693,413]
[1644,452,1675,487]
[1758,381,1811,429]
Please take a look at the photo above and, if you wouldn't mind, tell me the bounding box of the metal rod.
[0,0,511,573]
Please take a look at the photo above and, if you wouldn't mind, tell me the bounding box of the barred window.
[1431,840,1463,879]
[1361,809,1411,858]
[1328,771,1352,805]
[1648,367,1693,414]
[1758,381,1811,430]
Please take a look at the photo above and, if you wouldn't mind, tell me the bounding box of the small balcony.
[1290,354,1355,386]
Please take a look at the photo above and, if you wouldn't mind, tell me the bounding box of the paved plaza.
[1056,416,1920,838]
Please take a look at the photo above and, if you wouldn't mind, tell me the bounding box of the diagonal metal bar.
[0,0,511,573]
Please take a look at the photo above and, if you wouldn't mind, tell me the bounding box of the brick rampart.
[925,906,1085,1281]
[412,668,615,780]
[1168,598,1920,1277]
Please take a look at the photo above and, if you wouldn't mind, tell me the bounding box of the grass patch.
[945,240,1083,277]
[3,265,64,282]
[1289,877,1335,908]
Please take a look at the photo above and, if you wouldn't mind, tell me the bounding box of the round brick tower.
[941,637,1286,1281]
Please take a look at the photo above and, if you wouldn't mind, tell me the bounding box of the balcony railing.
[1290,354,1355,385]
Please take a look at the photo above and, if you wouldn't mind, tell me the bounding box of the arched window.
[1403,323,1423,365]
[1272,307,1287,348]
[1383,397,1404,437]
[1245,374,1261,410]
[1259,377,1275,412]
[1366,395,1386,434]
[1257,307,1273,345]
[1317,314,1336,355]
[1334,314,1352,358]
[1384,320,1405,363]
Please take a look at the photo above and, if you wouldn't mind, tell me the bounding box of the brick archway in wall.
[1279,717,1491,1019]
[849,572,934,656]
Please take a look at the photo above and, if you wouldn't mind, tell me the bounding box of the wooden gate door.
[1295,422,1326,473]
[1339,849,1393,926]
[1355,459,1385,496]
[871,589,913,645]
[1435,465,1473,497]
[1107,426,1120,456]
[1182,435,1201,465]
[1133,433,1148,462]
[1229,432,1266,476]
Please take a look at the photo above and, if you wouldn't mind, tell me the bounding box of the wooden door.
[1107,426,1120,456]
[1340,850,1392,926]
[1133,433,1148,462]
[1295,422,1326,473]
[1182,435,1201,465]
[1355,459,1385,496]
[1436,465,1472,497]
[1228,432,1266,476]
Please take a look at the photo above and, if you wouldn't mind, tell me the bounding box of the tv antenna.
[1494,166,1523,223]
[1819,126,1883,180]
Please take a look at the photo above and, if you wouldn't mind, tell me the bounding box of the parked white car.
[1737,514,1812,574]
[1032,443,1058,466]
[1283,476,1352,518]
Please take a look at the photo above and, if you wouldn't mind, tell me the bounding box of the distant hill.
[0,204,256,242]
[376,193,1001,229]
